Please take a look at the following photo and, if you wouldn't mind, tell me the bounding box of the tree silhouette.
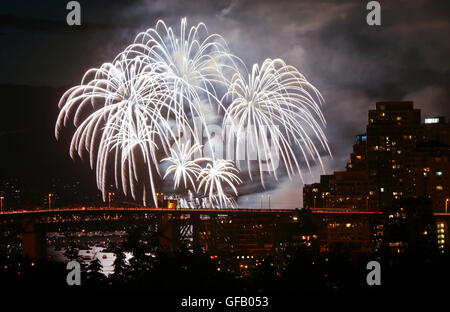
[86,254,105,287]
[110,249,130,285]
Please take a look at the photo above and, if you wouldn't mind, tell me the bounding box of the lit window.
[436,185,443,191]
[436,171,443,176]
[380,188,384,192]
[425,118,439,124]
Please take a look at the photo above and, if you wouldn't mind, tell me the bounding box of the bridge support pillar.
[192,213,200,252]
[22,217,47,260]
[159,214,180,253]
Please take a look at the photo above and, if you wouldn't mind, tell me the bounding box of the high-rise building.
[423,116,450,145]
[304,101,450,213]
[366,101,422,210]
[404,141,450,212]
[303,175,331,209]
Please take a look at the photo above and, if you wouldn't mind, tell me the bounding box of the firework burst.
[55,55,180,206]
[197,159,242,208]
[119,17,241,146]
[56,18,330,209]
[162,142,208,190]
[223,58,331,187]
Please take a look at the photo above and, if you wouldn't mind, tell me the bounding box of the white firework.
[209,195,238,209]
[55,18,331,209]
[55,55,180,206]
[223,58,331,187]
[197,159,242,208]
[162,142,208,190]
[119,17,241,147]
[103,115,158,206]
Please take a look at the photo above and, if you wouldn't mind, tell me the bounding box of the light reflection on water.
[48,246,133,276]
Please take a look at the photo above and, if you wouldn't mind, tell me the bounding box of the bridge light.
[48,193,54,210]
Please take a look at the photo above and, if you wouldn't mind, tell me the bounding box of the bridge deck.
[0,207,448,217]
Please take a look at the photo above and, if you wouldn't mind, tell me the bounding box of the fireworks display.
[197,159,242,209]
[55,18,330,208]
[223,58,331,187]
[162,142,206,190]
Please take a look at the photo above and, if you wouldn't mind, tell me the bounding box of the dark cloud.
[0,14,130,32]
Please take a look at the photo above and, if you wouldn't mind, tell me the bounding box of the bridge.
[1,207,448,265]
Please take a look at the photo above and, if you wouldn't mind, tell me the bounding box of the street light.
[48,193,53,210]
[156,192,164,207]
[108,192,114,209]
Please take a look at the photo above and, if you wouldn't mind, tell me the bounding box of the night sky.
[0,0,449,208]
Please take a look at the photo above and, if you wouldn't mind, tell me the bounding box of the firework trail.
[55,18,239,207]
[162,142,208,190]
[55,56,179,206]
[55,18,330,208]
[197,159,242,208]
[223,58,331,188]
[119,17,242,147]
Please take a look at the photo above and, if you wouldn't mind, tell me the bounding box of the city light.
[424,118,439,124]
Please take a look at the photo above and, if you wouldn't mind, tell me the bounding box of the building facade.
[304,101,450,213]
